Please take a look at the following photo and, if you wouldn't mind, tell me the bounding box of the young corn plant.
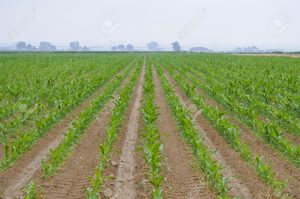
[155,65,230,198]
[85,65,141,198]
[165,66,287,196]
[141,65,164,198]
[41,66,133,178]
[23,181,38,199]
[0,60,137,172]
[176,64,300,168]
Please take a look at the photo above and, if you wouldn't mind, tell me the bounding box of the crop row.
[155,65,230,198]
[141,65,164,198]
[180,65,300,167]
[41,64,134,178]
[164,64,287,196]
[190,62,300,138]
[85,65,142,198]
[0,55,141,171]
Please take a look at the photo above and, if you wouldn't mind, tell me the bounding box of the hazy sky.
[1,0,299,50]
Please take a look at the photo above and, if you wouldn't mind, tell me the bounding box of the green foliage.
[168,57,300,168]
[0,53,142,171]
[23,181,38,199]
[141,65,164,198]
[41,65,134,178]
[85,65,142,198]
[165,64,287,196]
[155,65,230,198]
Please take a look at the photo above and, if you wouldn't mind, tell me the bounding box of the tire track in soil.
[179,71,300,198]
[164,71,273,199]
[153,67,216,199]
[0,67,130,199]
[111,65,145,199]
[102,65,149,199]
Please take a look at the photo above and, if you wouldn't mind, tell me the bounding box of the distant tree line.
[111,44,135,51]
[69,41,89,51]
[15,40,207,52]
[15,41,90,51]
[16,41,57,51]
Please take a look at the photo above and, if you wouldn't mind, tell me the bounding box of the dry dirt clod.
[103,187,113,198]
[111,160,118,166]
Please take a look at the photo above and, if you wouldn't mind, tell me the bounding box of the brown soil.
[257,115,300,147]
[102,65,149,199]
[0,68,130,199]
[111,65,145,199]
[238,121,300,198]
[284,133,300,146]
[169,70,300,198]
[35,99,115,199]
[165,72,273,199]
[0,67,129,160]
[153,67,216,199]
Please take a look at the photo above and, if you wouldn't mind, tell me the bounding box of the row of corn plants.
[174,64,300,168]
[0,53,134,123]
[85,65,142,198]
[0,57,140,171]
[140,65,164,198]
[164,65,287,196]
[189,62,300,138]
[155,65,231,198]
[179,53,300,117]
[23,181,38,199]
[0,54,134,141]
[40,65,135,178]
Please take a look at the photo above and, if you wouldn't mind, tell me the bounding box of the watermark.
[8,1,39,41]
[178,7,206,41]
[187,102,203,122]
[267,13,288,36]
[15,97,38,121]
[97,14,121,37]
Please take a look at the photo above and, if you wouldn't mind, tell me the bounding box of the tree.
[70,41,80,51]
[16,41,26,50]
[171,42,181,52]
[26,44,36,51]
[126,44,134,51]
[83,46,90,51]
[39,41,56,51]
[147,41,159,51]
[117,44,125,51]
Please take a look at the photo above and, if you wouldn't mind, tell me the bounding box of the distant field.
[236,53,300,58]
[0,53,300,198]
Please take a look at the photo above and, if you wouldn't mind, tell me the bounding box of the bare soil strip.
[111,65,145,199]
[165,72,273,199]
[153,67,216,199]
[0,68,129,199]
[178,71,300,197]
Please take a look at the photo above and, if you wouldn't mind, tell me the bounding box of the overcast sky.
[0,0,299,50]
